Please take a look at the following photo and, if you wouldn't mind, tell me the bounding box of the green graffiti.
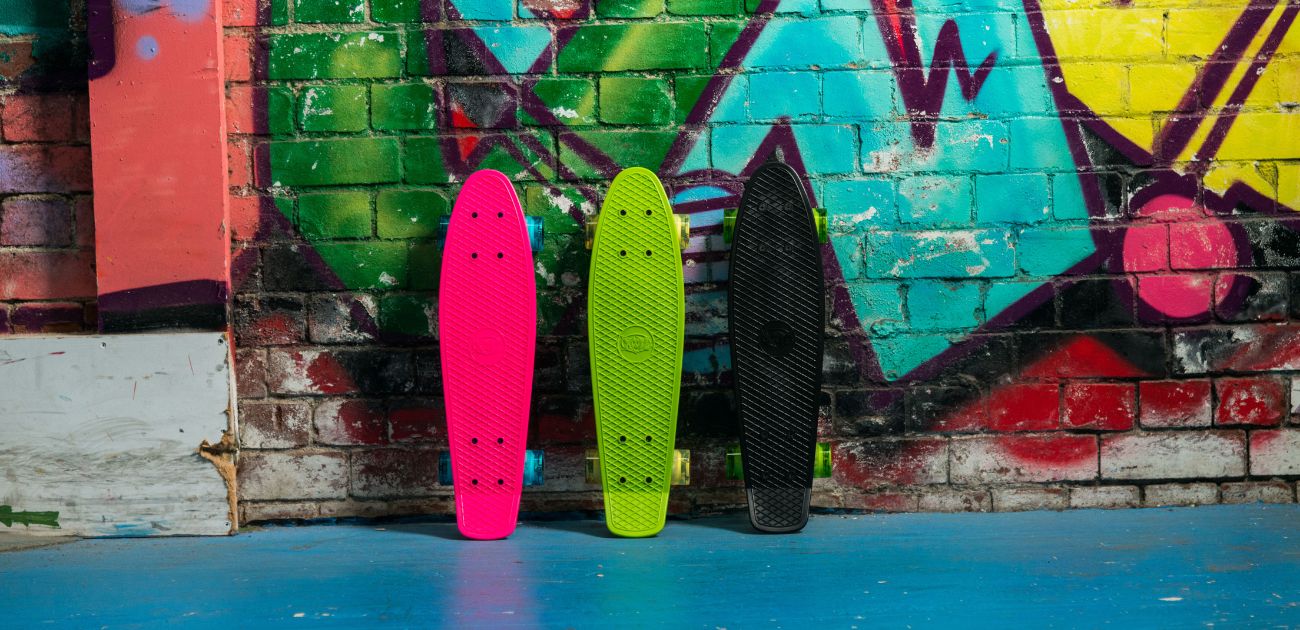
[0,505,61,528]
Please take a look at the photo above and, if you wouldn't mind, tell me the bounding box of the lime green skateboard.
[584,167,690,538]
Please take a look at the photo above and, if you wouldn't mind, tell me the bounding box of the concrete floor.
[1,504,1298,627]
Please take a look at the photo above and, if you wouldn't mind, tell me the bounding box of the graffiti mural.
[231,0,1300,518]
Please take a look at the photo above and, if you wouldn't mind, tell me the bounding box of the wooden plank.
[87,0,230,331]
[0,333,235,537]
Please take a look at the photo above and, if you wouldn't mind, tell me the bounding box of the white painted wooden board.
[0,333,235,537]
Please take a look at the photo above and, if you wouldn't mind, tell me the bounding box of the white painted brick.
[918,488,991,512]
[951,435,1097,484]
[237,451,350,501]
[993,486,1068,512]
[1220,481,1295,504]
[1069,485,1140,509]
[1250,430,1300,475]
[1101,431,1246,480]
[1291,377,1299,419]
[1144,483,1219,507]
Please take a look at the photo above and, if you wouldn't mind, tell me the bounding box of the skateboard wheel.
[437,451,453,486]
[525,216,545,253]
[813,441,832,478]
[724,445,743,480]
[813,208,828,244]
[437,215,452,248]
[721,209,737,244]
[674,215,690,251]
[584,448,601,485]
[583,217,598,251]
[671,449,691,486]
[524,449,545,487]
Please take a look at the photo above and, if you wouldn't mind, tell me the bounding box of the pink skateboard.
[438,169,545,540]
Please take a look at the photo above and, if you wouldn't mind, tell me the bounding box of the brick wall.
[0,3,96,334]
[216,0,1300,520]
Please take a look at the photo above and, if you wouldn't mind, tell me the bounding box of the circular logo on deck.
[470,330,505,365]
[759,320,796,356]
[617,326,655,363]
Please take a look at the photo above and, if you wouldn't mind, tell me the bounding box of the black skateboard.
[724,161,829,533]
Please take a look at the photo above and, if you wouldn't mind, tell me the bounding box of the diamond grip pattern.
[728,162,826,533]
[587,168,684,538]
[440,170,537,540]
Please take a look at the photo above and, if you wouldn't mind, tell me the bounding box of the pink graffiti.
[1122,194,1238,320]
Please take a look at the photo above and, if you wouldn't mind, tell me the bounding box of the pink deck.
[439,170,537,540]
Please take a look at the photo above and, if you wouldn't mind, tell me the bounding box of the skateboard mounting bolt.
[645,250,653,256]
[645,210,652,216]
[645,477,652,484]
[619,477,627,484]
[497,437,504,444]
[619,436,626,442]
[471,253,477,259]
[619,250,626,257]
[497,252,503,259]
[497,479,504,485]
[497,212,503,218]
[472,212,478,218]
[645,436,652,442]
[472,479,478,485]
[619,210,627,216]
[471,438,478,444]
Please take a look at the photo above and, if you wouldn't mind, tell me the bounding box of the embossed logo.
[470,330,504,365]
[617,326,654,362]
[759,320,796,356]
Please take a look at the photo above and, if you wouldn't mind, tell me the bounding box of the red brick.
[1250,430,1300,475]
[389,399,444,442]
[225,85,258,135]
[228,194,261,242]
[238,451,349,500]
[351,448,440,498]
[73,196,93,247]
[224,34,253,82]
[71,94,90,142]
[0,145,92,193]
[833,438,948,488]
[314,399,389,445]
[1139,380,1212,428]
[10,302,87,333]
[223,0,260,27]
[235,348,268,399]
[988,383,1059,431]
[951,434,1098,483]
[1062,382,1135,430]
[228,139,252,189]
[1214,377,1285,426]
[0,197,72,246]
[1,94,76,142]
[0,307,10,333]
[239,400,310,449]
[0,251,95,300]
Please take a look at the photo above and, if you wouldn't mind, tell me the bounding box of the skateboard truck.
[438,449,546,487]
[585,214,690,251]
[585,448,690,486]
[441,214,546,252]
[725,443,833,480]
[722,207,827,244]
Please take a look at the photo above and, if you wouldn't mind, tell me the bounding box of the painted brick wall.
[218,0,1300,521]
[0,3,96,334]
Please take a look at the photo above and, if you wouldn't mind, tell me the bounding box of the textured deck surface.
[439,170,537,540]
[587,167,685,537]
[2,505,1298,627]
[729,162,826,532]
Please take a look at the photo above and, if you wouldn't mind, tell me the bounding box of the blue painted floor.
[2,505,1298,627]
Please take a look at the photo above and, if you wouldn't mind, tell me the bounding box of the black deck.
[727,161,826,533]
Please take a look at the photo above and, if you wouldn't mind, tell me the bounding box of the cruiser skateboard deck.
[439,169,545,540]
[585,167,690,538]
[723,161,829,533]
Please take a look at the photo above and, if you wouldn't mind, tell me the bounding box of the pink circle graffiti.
[1122,194,1238,320]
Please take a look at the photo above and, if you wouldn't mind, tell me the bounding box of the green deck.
[586,168,686,538]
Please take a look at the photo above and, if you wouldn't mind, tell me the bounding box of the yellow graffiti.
[1043,0,1299,209]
